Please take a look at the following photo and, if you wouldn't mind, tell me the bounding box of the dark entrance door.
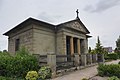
[73,38,77,53]
[80,39,84,54]
[66,36,71,61]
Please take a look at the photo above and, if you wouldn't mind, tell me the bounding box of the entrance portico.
[65,34,89,66]
[66,35,87,56]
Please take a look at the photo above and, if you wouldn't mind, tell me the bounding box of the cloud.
[0,0,3,9]
[84,0,120,13]
[37,12,56,23]
[0,35,8,51]
[37,12,62,24]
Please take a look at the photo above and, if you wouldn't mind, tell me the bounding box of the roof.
[87,35,92,38]
[57,18,90,34]
[3,17,55,36]
[103,47,113,52]
[3,17,90,36]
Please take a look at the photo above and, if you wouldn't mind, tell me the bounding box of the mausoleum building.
[4,15,91,56]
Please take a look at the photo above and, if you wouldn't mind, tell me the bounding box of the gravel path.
[52,60,120,80]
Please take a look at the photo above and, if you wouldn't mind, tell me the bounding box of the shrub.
[0,76,7,80]
[38,66,51,79]
[0,76,23,80]
[6,54,39,78]
[25,71,38,80]
[0,52,12,76]
[0,48,39,78]
[97,64,120,77]
[117,52,120,58]
[118,61,120,64]
[108,76,119,80]
[104,53,118,60]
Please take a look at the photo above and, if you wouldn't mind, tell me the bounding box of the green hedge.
[97,64,120,77]
[108,76,119,80]
[0,48,39,78]
[0,76,24,80]
[104,53,118,60]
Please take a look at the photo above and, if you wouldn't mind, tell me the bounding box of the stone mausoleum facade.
[4,16,91,56]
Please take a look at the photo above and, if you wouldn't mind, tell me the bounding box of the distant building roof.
[104,47,113,53]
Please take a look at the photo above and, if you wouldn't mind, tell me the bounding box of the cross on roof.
[76,9,79,18]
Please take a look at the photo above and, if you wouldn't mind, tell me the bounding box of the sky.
[0,0,120,51]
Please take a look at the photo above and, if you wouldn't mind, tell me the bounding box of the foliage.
[16,47,30,56]
[0,76,24,80]
[114,48,118,53]
[90,49,96,54]
[90,36,106,54]
[115,36,120,58]
[25,66,51,80]
[0,47,39,78]
[25,71,38,80]
[95,36,105,54]
[117,52,120,59]
[38,66,52,80]
[3,50,8,53]
[97,64,120,78]
[118,61,120,64]
[108,76,119,80]
[88,47,91,53]
[0,51,12,76]
[116,36,120,51]
[104,53,118,60]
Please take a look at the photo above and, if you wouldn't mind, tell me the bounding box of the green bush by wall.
[38,66,51,79]
[0,76,24,80]
[25,66,52,80]
[97,64,120,78]
[108,76,119,80]
[25,71,38,80]
[104,53,118,60]
[0,48,39,78]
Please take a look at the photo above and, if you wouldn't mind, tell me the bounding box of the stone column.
[101,54,105,63]
[81,54,86,66]
[92,54,98,63]
[70,37,74,55]
[90,54,92,64]
[62,34,66,54]
[87,54,92,64]
[86,39,88,53]
[74,53,80,67]
[84,39,88,54]
[77,39,80,55]
[47,53,56,78]
[98,54,105,63]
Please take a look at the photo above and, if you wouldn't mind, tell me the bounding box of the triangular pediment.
[60,19,90,34]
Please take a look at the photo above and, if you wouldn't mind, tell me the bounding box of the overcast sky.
[0,0,120,51]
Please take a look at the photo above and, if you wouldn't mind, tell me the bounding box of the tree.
[116,36,120,58]
[116,36,120,51]
[95,36,104,54]
[95,36,105,62]
[88,47,92,53]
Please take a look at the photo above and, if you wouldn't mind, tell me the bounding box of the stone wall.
[56,29,66,55]
[8,25,33,55]
[32,24,55,55]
